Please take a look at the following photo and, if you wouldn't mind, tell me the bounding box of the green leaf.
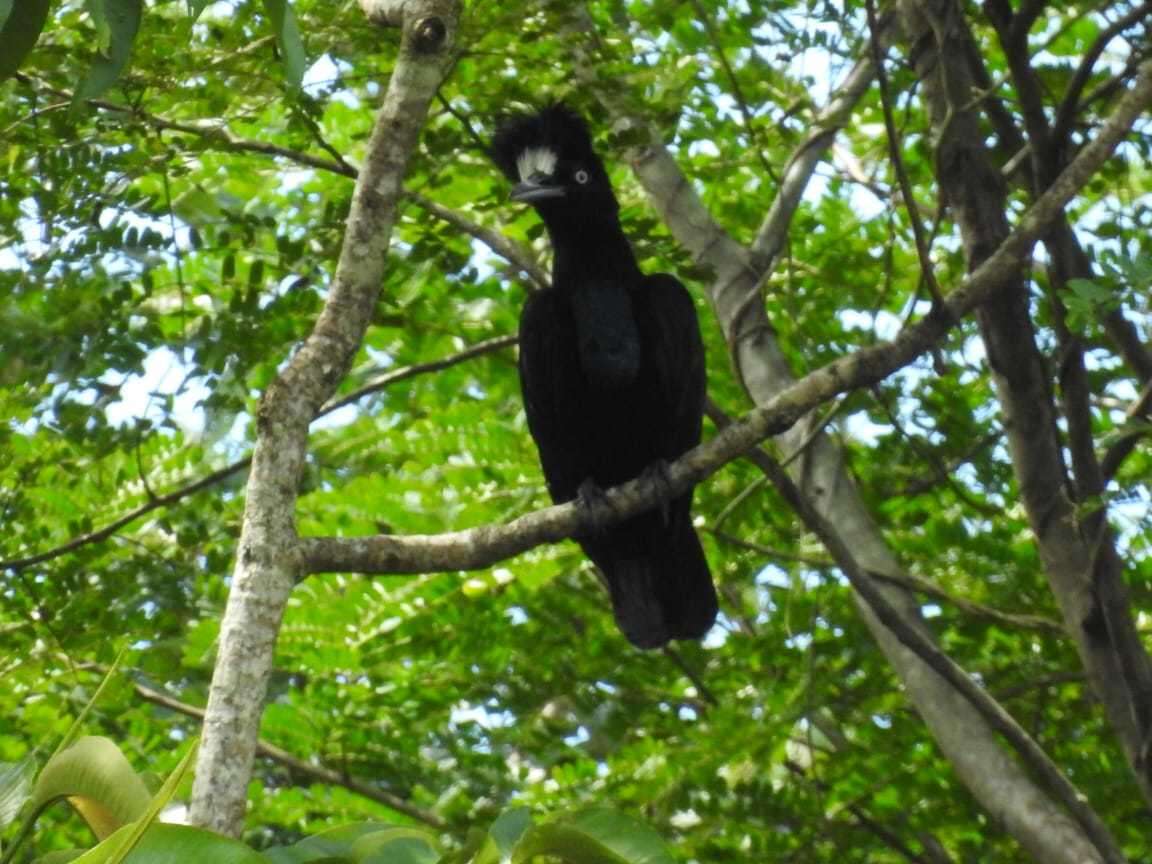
[262,822,403,862]
[0,757,35,829]
[488,808,532,862]
[37,851,89,863]
[261,0,305,90]
[352,828,440,864]
[512,809,676,864]
[29,737,152,839]
[186,0,213,21]
[96,738,201,864]
[0,0,51,81]
[74,0,143,105]
[70,822,267,864]
[1066,277,1112,304]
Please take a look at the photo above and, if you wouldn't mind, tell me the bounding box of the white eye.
[574,169,590,185]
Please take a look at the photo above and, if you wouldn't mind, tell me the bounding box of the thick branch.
[905,0,1152,814]
[189,0,461,836]
[760,445,1124,864]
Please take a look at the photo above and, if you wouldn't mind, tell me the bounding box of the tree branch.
[302,56,1152,574]
[15,74,547,295]
[404,192,548,289]
[190,0,461,835]
[1051,1,1152,163]
[128,677,446,829]
[906,0,1152,815]
[1100,379,1152,481]
[866,0,946,307]
[762,441,1124,864]
[0,336,515,573]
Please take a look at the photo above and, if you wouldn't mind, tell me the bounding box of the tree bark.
[188,0,460,836]
[901,0,1152,809]
[559,3,1152,859]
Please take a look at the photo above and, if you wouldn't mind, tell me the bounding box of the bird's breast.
[568,282,641,389]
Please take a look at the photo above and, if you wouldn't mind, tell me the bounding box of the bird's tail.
[585,506,718,649]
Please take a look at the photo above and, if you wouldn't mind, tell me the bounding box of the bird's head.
[490,104,616,216]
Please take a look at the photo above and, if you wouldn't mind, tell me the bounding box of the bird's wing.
[633,273,706,460]
[518,287,588,503]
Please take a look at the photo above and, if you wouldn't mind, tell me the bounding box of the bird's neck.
[547,217,640,288]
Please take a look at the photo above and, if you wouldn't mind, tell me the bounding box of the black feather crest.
[490,103,596,181]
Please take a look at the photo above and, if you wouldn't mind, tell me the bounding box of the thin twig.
[0,336,518,572]
[661,646,719,706]
[865,0,946,308]
[1100,379,1152,481]
[687,0,779,185]
[1051,1,1152,161]
[124,675,447,829]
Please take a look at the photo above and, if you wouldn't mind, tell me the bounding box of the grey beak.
[511,172,566,203]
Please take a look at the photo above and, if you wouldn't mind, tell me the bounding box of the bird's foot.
[640,460,674,524]
[576,478,616,534]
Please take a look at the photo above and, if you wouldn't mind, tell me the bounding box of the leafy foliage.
[0,735,673,864]
[1,1,1150,862]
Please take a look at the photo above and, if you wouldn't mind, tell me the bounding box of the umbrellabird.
[491,104,718,649]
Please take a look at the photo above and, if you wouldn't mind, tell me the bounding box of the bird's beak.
[511,172,566,203]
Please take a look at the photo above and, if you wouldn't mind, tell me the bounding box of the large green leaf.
[260,0,305,89]
[487,808,532,862]
[0,0,51,81]
[29,737,151,839]
[512,810,675,864]
[69,823,267,864]
[357,836,438,864]
[73,0,142,104]
[263,822,404,863]
[87,738,200,864]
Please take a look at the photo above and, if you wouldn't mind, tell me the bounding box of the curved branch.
[1051,1,1152,161]
[17,74,545,294]
[749,14,891,271]
[302,55,1152,573]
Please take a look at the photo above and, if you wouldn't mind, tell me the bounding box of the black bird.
[491,104,718,649]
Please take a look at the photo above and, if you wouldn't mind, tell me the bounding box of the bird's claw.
[640,460,674,524]
[576,478,616,534]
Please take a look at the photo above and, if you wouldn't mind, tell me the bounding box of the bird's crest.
[491,103,596,182]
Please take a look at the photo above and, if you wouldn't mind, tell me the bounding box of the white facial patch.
[516,147,558,181]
